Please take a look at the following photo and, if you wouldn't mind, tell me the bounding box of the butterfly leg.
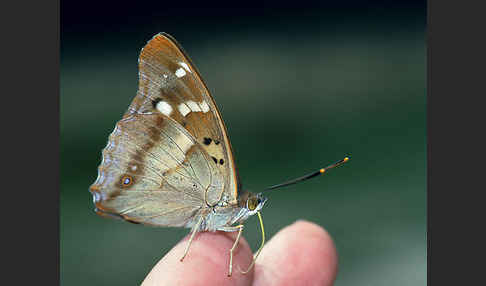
[218,224,244,277]
[240,211,265,275]
[180,216,204,262]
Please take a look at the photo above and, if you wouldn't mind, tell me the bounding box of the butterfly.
[89,33,349,276]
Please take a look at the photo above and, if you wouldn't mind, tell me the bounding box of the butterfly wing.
[89,33,241,226]
[127,33,241,205]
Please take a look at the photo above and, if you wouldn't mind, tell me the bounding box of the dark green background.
[61,3,426,285]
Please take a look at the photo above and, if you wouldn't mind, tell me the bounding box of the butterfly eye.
[247,197,258,211]
[121,175,133,187]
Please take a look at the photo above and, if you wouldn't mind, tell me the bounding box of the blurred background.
[61,1,426,285]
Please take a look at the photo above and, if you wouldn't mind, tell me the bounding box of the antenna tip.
[344,157,350,162]
[320,168,326,174]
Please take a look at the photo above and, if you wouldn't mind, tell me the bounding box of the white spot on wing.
[156,101,173,116]
[178,103,191,117]
[175,68,186,78]
[200,101,210,113]
[177,100,210,116]
[179,62,192,73]
[187,100,202,112]
[175,134,194,154]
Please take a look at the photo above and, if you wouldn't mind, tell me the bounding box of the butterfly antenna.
[263,157,350,192]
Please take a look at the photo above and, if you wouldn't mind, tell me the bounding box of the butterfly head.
[245,192,267,215]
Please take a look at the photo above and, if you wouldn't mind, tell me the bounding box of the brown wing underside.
[89,33,241,226]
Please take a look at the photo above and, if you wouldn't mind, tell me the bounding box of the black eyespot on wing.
[212,156,218,164]
[219,159,224,165]
[121,175,134,187]
[203,137,212,145]
[214,140,220,145]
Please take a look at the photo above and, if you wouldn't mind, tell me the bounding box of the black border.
[429,0,486,284]
[6,0,59,285]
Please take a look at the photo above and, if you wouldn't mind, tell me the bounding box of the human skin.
[141,220,338,286]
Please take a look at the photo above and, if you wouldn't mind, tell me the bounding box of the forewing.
[125,33,241,205]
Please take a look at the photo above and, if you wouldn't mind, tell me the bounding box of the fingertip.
[253,220,338,286]
[291,220,339,279]
[142,231,254,286]
[292,220,337,254]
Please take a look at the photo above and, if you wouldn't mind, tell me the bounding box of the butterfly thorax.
[191,191,267,231]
